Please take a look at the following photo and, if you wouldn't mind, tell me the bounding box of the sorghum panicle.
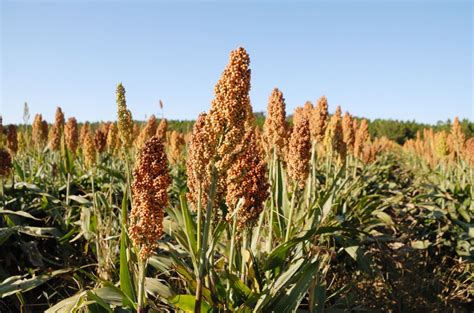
[116,83,134,149]
[263,88,290,159]
[0,148,12,177]
[186,113,211,210]
[7,125,18,155]
[83,133,97,169]
[65,117,79,156]
[323,106,346,163]
[310,96,329,143]
[354,119,369,158]
[287,111,311,188]
[226,128,269,230]
[155,118,168,142]
[129,136,171,260]
[342,112,355,154]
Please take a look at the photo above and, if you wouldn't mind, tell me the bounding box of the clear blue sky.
[1,0,472,124]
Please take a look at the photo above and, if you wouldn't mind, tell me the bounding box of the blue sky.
[1,0,472,124]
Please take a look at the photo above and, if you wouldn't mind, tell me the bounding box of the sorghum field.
[0,48,473,312]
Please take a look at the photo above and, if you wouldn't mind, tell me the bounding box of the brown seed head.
[129,136,171,260]
[7,125,18,154]
[263,88,290,159]
[323,106,346,163]
[64,117,79,155]
[54,107,65,131]
[32,114,48,150]
[310,96,329,143]
[94,128,107,154]
[0,148,12,177]
[49,125,61,151]
[186,113,212,210]
[83,133,96,169]
[287,112,311,188]
[226,128,269,230]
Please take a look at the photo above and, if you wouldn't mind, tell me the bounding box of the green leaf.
[272,261,320,312]
[69,195,91,205]
[169,294,211,313]
[86,291,113,312]
[17,226,62,238]
[180,194,198,261]
[119,189,136,309]
[0,209,40,221]
[372,211,394,226]
[0,268,71,298]
[411,240,431,249]
[45,291,87,313]
[0,227,18,245]
[145,277,175,299]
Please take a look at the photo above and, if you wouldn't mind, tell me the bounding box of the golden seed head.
[451,117,465,156]
[0,148,12,177]
[49,124,61,151]
[310,96,329,143]
[106,123,119,154]
[205,47,252,175]
[226,128,269,230]
[464,138,474,166]
[18,132,26,152]
[137,115,158,148]
[79,122,90,146]
[7,125,18,155]
[54,107,65,131]
[186,113,212,210]
[129,136,171,260]
[32,114,48,150]
[342,112,355,153]
[155,118,168,142]
[116,83,134,149]
[361,141,378,164]
[263,88,290,159]
[354,119,369,158]
[323,106,346,163]
[168,130,186,165]
[83,133,97,169]
[287,111,311,188]
[65,117,79,155]
[434,130,449,159]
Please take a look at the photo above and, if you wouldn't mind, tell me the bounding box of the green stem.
[197,186,202,253]
[1,178,5,209]
[240,229,248,282]
[285,185,298,243]
[91,168,102,272]
[267,149,276,253]
[227,210,238,296]
[195,166,218,313]
[137,259,146,312]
